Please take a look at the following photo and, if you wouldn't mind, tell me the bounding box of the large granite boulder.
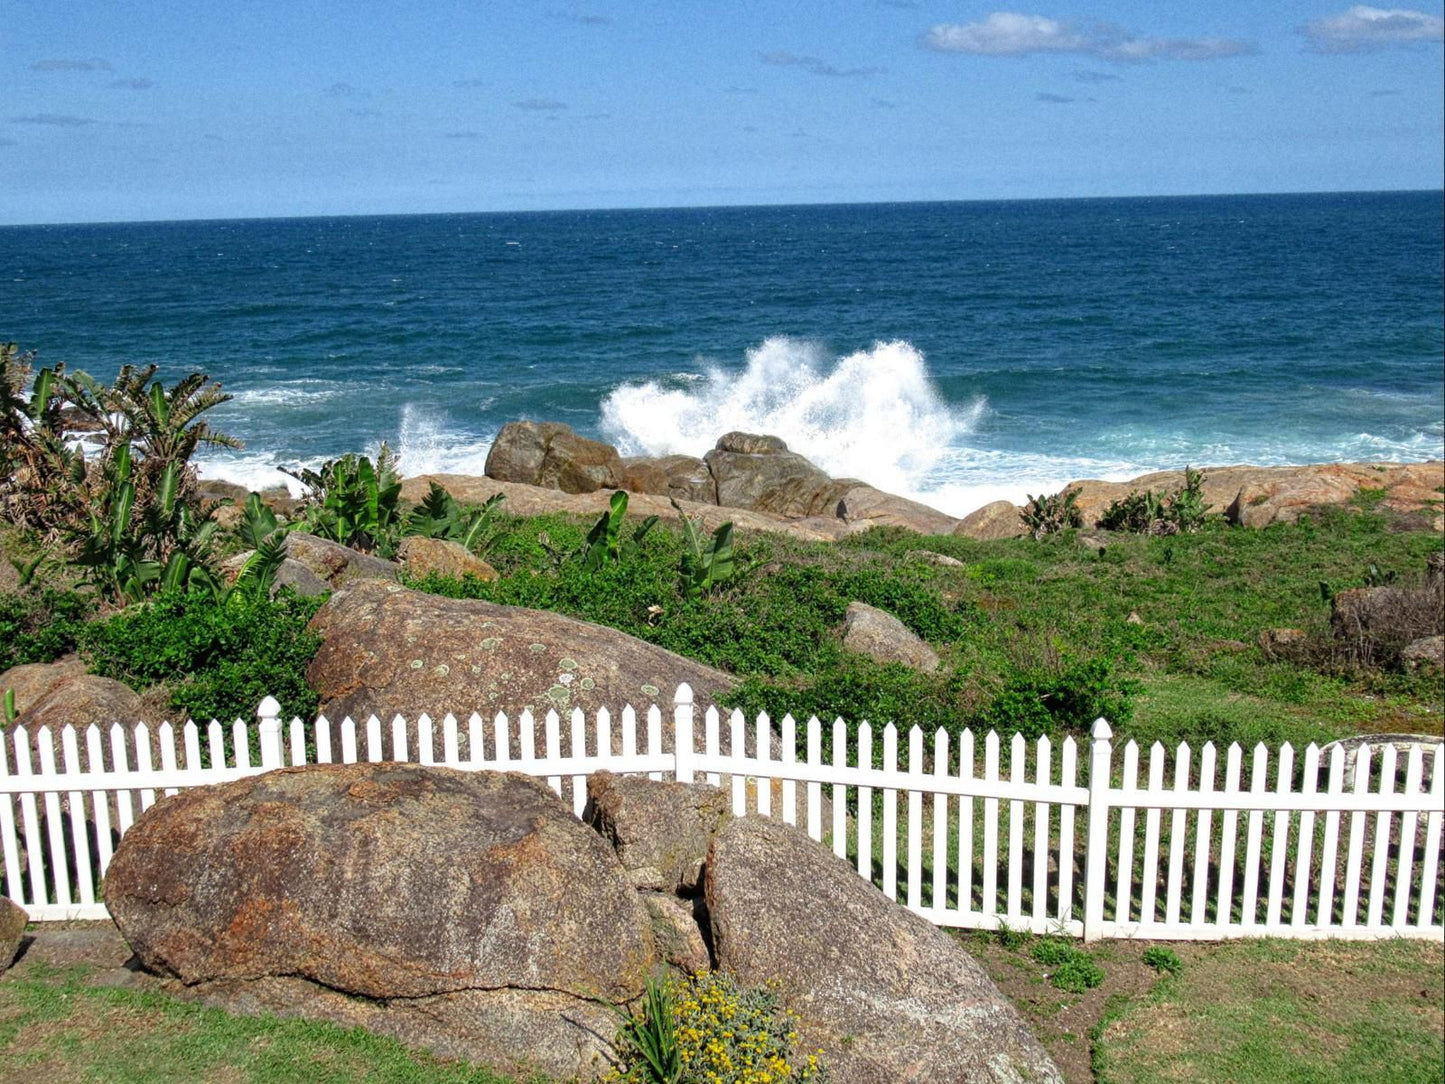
[706,816,1063,1084]
[619,454,718,505]
[0,657,89,716]
[395,536,498,582]
[104,763,655,1080]
[703,432,853,518]
[283,532,400,588]
[306,581,736,721]
[484,421,624,494]
[586,770,731,894]
[835,485,960,536]
[841,601,941,672]
[12,673,144,730]
[955,499,1029,541]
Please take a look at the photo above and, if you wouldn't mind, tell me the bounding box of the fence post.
[674,684,694,784]
[257,696,283,771]
[1082,717,1114,943]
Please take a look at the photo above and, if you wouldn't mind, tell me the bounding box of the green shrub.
[1029,936,1076,966]
[1142,946,1183,975]
[978,656,1139,738]
[0,588,94,671]
[995,922,1032,951]
[1021,488,1082,539]
[80,591,324,722]
[1052,953,1106,993]
[1099,467,1210,536]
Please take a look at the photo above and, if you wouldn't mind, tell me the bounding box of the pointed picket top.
[705,705,720,728]
[984,729,1000,756]
[1091,717,1112,741]
[730,708,746,728]
[1011,731,1026,761]
[1037,733,1051,758]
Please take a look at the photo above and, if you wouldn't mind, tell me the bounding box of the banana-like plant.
[405,483,506,555]
[670,497,736,600]
[582,490,658,571]
[224,492,291,604]
[284,445,403,556]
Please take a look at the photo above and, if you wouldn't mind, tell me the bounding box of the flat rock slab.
[707,816,1063,1084]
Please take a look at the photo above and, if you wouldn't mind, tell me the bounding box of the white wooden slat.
[704,706,721,788]
[14,728,46,907]
[1007,733,1025,922]
[37,729,72,906]
[934,729,950,912]
[807,717,823,842]
[340,718,358,764]
[135,724,157,811]
[1265,743,1294,929]
[1240,743,1269,928]
[1291,744,1320,929]
[1032,736,1051,924]
[85,726,114,878]
[595,707,612,770]
[1316,745,1347,928]
[467,713,485,767]
[755,713,772,817]
[392,715,409,763]
[0,733,21,904]
[570,709,587,818]
[206,719,225,770]
[315,715,333,764]
[730,710,747,815]
[61,727,95,906]
[1341,745,1372,928]
[1392,745,1423,929]
[959,730,975,916]
[1165,743,1190,927]
[882,724,899,901]
[983,730,1001,918]
[183,722,202,773]
[1365,745,1397,930]
[1115,741,1140,923]
[365,716,383,763]
[646,704,662,782]
[907,726,923,911]
[110,724,135,838]
[621,705,638,768]
[418,713,435,766]
[158,722,180,796]
[286,718,304,766]
[831,719,847,860]
[857,722,873,881]
[1191,744,1216,925]
[1139,743,1165,926]
[443,714,461,768]
[1416,746,1443,930]
[495,712,513,768]
[231,720,249,773]
[782,715,798,825]
[1216,744,1243,929]
[544,710,563,796]
[1058,736,1078,925]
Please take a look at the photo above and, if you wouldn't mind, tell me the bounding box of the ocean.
[2,191,1441,516]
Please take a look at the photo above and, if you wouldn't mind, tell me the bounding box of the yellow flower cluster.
[605,971,828,1084]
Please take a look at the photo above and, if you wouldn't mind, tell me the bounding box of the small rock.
[284,532,400,588]
[953,499,1028,541]
[396,536,499,582]
[641,892,712,974]
[0,897,27,973]
[586,771,731,895]
[0,656,88,716]
[906,549,965,568]
[1126,612,1144,625]
[841,601,940,673]
[1402,635,1444,672]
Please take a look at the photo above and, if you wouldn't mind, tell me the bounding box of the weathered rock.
[707,816,1063,1084]
[220,551,332,597]
[396,536,498,582]
[1402,635,1444,672]
[484,421,623,494]
[905,549,965,568]
[15,673,144,730]
[841,601,940,673]
[619,454,718,505]
[954,499,1027,541]
[0,656,88,716]
[0,897,26,972]
[307,581,736,722]
[836,485,960,536]
[704,432,852,518]
[104,763,655,1080]
[586,771,731,894]
[284,532,400,588]
[641,892,713,974]
[1258,627,1306,657]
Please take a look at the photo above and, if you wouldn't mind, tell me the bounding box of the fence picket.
[907,726,923,911]
[1393,746,1423,929]
[85,726,114,877]
[1058,736,1078,925]
[1366,745,1398,929]
[443,715,460,768]
[1265,743,1293,928]
[1216,744,1243,927]
[959,729,976,916]
[158,722,179,797]
[983,730,1000,918]
[110,724,134,837]
[646,705,662,782]
[467,713,484,767]
[1115,741,1140,924]
[1165,743,1189,927]
[418,713,435,767]
[831,719,847,860]
[1140,743,1165,926]
[570,709,587,818]
[857,722,873,883]
[782,715,798,825]
[1341,745,1372,927]
[316,715,333,764]
[934,729,950,912]
[1241,743,1269,927]
[0,737,20,908]
[704,706,721,788]
[61,727,94,906]
[621,706,637,768]
[544,711,563,795]
[1317,745,1346,928]
[1416,746,1443,930]
[495,712,513,767]
[135,723,157,812]
[1191,743,1215,927]
[14,728,45,907]
[392,715,409,763]
[37,729,72,906]
[340,718,358,764]
[1007,733,1025,922]
[755,713,772,817]
[1291,744,1320,928]
[807,717,823,842]
[730,710,747,815]
[882,724,899,902]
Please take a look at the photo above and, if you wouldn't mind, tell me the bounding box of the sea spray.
[600,336,986,501]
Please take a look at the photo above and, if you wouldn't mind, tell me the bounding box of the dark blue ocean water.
[2,192,1441,514]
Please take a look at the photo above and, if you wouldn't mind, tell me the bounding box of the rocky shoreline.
[305,420,1445,544]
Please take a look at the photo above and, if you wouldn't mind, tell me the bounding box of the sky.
[2,2,1442,224]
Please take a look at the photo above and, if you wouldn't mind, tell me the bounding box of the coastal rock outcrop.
[841,601,941,672]
[955,499,1029,541]
[104,763,653,1079]
[305,580,736,722]
[283,532,400,587]
[484,420,624,494]
[703,431,854,518]
[0,657,89,717]
[706,815,1064,1084]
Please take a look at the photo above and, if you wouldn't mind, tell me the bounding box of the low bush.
[1142,946,1183,976]
[0,588,94,671]
[80,591,324,722]
[1026,936,1106,992]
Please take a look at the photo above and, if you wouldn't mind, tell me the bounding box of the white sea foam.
[599,336,986,506]
[389,403,493,478]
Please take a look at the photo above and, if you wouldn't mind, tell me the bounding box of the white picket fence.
[2,685,1441,942]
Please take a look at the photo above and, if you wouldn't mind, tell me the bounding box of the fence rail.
[3,685,1441,943]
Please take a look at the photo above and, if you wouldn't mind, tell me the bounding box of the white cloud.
[10,113,96,127]
[30,58,112,72]
[923,12,1255,62]
[760,51,882,77]
[1301,6,1444,52]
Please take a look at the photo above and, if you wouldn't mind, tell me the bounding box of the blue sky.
[3,2,1442,223]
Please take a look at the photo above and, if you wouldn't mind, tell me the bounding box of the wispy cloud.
[1300,6,1444,52]
[1036,92,1081,103]
[760,50,882,78]
[446,130,483,139]
[10,114,96,127]
[923,13,1255,62]
[0,138,17,147]
[872,97,899,109]
[325,82,369,99]
[1072,69,1120,83]
[453,78,487,88]
[1371,87,1403,96]
[514,98,568,111]
[30,57,112,72]
[110,77,153,90]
